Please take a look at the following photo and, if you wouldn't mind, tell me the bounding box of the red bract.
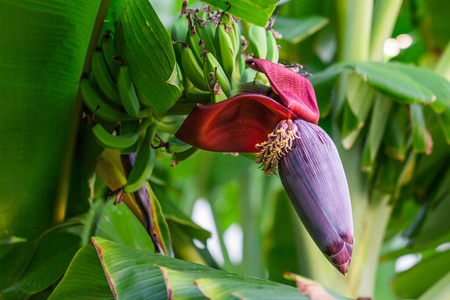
[247,59,320,124]
[175,59,353,275]
[175,94,296,153]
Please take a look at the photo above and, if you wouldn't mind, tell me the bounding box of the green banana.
[180,44,209,91]
[238,52,246,76]
[80,75,137,122]
[156,118,184,134]
[117,63,141,118]
[171,16,189,70]
[101,32,121,80]
[214,24,235,80]
[195,20,216,56]
[92,117,153,150]
[239,68,258,83]
[186,27,204,66]
[220,14,237,57]
[91,48,121,104]
[168,135,192,153]
[119,120,142,154]
[231,17,242,60]
[123,125,156,194]
[265,29,279,63]
[203,52,231,97]
[172,147,199,165]
[248,25,267,59]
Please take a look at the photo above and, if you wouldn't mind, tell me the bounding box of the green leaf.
[340,101,361,149]
[195,277,304,300]
[201,0,277,27]
[149,184,175,257]
[159,267,206,299]
[274,16,329,44]
[92,237,168,299]
[383,104,409,161]
[0,236,27,260]
[362,94,393,172]
[418,271,450,300]
[115,0,181,116]
[49,245,113,300]
[1,219,91,299]
[392,63,450,113]
[415,167,450,249]
[309,63,350,87]
[393,250,450,299]
[0,0,100,241]
[91,237,350,300]
[436,105,450,144]
[409,103,429,153]
[346,73,376,124]
[353,62,439,106]
[95,199,156,252]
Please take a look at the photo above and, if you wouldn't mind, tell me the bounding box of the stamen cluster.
[255,119,300,175]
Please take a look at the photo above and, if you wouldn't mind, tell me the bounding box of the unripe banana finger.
[214,25,235,80]
[171,16,189,70]
[101,32,121,80]
[186,28,204,66]
[80,76,137,122]
[248,25,267,59]
[196,21,216,56]
[168,135,192,153]
[93,123,141,150]
[91,48,121,105]
[203,52,231,97]
[265,29,279,63]
[123,125,157,193]
[181,45,209,91]
[117,63,141,118]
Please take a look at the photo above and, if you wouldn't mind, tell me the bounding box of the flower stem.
[369,0,404,61]
[337,0,373,61]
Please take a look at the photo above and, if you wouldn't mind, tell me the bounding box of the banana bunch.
[81,31,191,198]
[172,5,283,96]
[171,7,244,102]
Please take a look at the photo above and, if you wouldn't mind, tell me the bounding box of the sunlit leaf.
[92,237,168,299]
[353,62,437,106]
[274,16,329,44]
[95,199,155,252]
[201,0,277,26]
[90,237,350,300]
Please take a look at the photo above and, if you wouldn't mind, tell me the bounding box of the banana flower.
[175,59,354,275]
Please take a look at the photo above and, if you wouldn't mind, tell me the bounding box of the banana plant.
[0,0,449,299]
